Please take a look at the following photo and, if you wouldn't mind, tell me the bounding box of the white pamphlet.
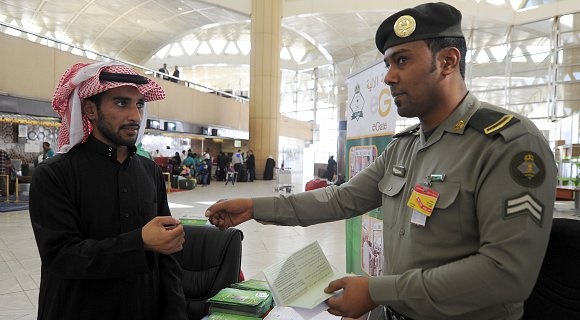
[262,241,345,310]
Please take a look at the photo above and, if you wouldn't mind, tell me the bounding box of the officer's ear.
[440,47,460,76]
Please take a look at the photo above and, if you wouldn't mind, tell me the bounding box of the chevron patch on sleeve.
[504,193,545,227]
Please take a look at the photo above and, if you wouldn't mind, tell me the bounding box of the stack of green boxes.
[204,279,273,320]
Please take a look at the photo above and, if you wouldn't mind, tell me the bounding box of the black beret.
[375,2,464,54]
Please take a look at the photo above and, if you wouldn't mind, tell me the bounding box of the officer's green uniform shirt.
[253,93,557,320]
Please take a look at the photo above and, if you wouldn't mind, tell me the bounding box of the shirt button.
[388,185,393,191]
[122,188,128,193]
[124,213,129,218]
[399,228,405,236]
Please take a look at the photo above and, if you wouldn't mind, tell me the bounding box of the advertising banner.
[346,61,397,139]
[345,61,396,276]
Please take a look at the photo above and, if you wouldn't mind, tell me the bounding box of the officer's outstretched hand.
[205,198,254,230]
[325,276,378,318]
[142,216,185,254]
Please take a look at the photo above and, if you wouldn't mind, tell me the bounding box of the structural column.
[250,0,282,180]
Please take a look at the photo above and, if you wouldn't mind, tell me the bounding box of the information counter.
[556,186,580,211]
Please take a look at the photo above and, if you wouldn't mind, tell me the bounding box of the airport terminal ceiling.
[0,0,578,120]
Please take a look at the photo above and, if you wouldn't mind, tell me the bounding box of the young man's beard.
[95,112,139,147]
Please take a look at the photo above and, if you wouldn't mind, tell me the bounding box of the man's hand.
[142,216,185,254]
[205,198,254,230]
[325,276,378,318]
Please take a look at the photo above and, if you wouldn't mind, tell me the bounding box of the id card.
[411,210,428,227]
[406,184,439,216]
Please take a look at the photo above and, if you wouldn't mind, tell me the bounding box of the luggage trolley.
[274,168,293,193]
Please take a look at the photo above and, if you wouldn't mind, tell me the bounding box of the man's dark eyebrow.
[111,96,131,101]
[385,48,412,61]
[111,96,145,103]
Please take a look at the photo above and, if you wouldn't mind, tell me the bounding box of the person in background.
[216,151,228,181]
[231,149,244,181]
[42,141,55,160]
[225,162,237,186]
[0,148,10,196]
[29,62,187,320]
[203,149,212,185]
[182,151,195,169]
[170,151,181,165]
[158,63,169,80]
[196,159,209,186]
[205,3,556,319]
[136,142,152,160]
[326,155,337,181]
[246,149,256,182]
[192,152,202,171]
[171,65,179,83]
[263,154,275,180]
[170,152,182,175]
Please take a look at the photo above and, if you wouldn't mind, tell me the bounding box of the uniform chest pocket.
[432,182,460,209]
[411,182,464,246]
[378,174,406,229]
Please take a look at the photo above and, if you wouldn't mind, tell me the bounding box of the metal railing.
[0,21,249,103]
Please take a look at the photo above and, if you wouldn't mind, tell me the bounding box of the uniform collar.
[417,92,479,146]
[439,92,479,135]
[84,135,137,161]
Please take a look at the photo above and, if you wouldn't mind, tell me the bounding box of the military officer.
[205,2,557,319]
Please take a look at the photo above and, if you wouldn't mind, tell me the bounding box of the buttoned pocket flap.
[432,182,460,209]
[378,174,406,197]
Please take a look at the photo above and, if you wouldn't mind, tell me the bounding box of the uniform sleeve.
[368,131,557,316]
[29,162,152,279]
[253,150,388,226]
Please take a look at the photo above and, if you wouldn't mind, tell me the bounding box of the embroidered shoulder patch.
[510,151,545,188]
[505,193,544,227]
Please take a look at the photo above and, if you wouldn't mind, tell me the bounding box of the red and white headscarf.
[52,62,165,153]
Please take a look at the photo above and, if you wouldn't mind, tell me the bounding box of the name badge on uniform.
[408,184,439,227]
[407,184,439,216]
[392,165,406,177]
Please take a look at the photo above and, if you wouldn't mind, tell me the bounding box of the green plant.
[560,177,570,186]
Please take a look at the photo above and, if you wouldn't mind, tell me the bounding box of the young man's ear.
[82,99,97,121]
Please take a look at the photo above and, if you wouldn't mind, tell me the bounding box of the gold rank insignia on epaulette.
[393,123,421,139]
[468,108,520,136]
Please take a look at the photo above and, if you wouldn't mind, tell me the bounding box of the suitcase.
[238,170,248,182]
[305,179,328,191]
[178,179,195,190]
[171,175,179,189]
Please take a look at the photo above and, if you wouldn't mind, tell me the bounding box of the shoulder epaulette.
[468,108,520,137]
[393,123,421,139]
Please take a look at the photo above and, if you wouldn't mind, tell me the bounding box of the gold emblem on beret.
[394,15,416,38]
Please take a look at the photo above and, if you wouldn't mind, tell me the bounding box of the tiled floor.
[0,178,577,320]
